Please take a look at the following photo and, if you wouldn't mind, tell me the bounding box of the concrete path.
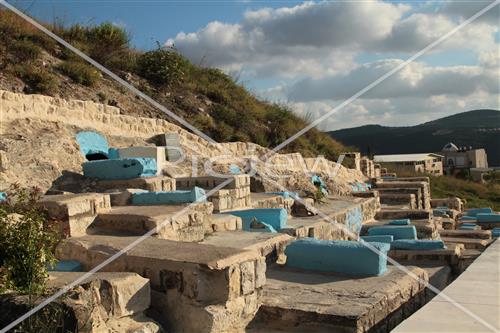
[393,239,499,333]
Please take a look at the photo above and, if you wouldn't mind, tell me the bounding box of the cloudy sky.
[18,0,500,130]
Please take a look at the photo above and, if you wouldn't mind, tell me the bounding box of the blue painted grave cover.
[48,260,83,272]
[285,238,390,276]
[477,213,500,223]
[465,208,493,217]
[132,187,206,205]
[82,158,157,180]
[387,219,411,226]
[361,235,394,244]
[390,239,446,251]
[76,131,110,159]
[367,225,417,240]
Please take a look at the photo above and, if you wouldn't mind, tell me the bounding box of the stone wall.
[1,90,366,194]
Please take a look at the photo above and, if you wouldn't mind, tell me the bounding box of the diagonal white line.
[1,0,498,332]
[0,177,233,333]
[260,0,500,162]
[0,0,220,146]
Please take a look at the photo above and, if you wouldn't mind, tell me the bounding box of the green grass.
[385,165,500,211]
[57,60,100,86]
[430,175,500,211]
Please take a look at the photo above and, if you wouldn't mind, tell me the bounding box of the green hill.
[329,109,500,166]
[0,10,347,161]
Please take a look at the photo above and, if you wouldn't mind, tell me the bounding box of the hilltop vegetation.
[329,109,500,165]
[0,10,347,161]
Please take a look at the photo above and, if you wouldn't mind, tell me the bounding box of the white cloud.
[440,1,500,25]
[288,60,499,101]
[165,0,499,131]
[167,1,498,78]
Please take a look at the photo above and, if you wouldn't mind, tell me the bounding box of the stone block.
[255,258,266,288]
[48,271,150,318]
[96,176,176,192]
[240,261,256,295]
[40,193,111,237]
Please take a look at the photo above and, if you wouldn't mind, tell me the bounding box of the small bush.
[13,65,57,95]
[10,39,41,62]
[138,48,191,86]
[0,185,59,294]
[58,60,99,86]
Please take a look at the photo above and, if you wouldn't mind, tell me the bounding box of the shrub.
[87,23,129,61]
[0,185,59,294]
[13,65,57,95]
[10,39,41,62]
[138,48,191,86]
[58,60,99,86]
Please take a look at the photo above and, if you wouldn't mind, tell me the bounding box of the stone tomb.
[362,218,439,240]
[176,175,251,212]
[248,264,428,333]
[89,203,213,242]
[56,235,265,333]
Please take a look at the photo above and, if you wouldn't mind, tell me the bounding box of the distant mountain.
[328,109,500,166]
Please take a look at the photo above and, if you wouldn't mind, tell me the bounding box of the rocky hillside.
[329,109,500,166]
[0,10,347,161]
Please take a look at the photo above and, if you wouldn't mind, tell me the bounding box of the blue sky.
[8,0,499,130]
[13,0,302,49]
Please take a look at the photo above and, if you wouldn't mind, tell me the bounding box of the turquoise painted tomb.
[465,208,493,217]
[285,238,390,276]
[360,235,394,244]
[390,239,446,251]
[367,225,417,240]
[82,158,157,180]
[387,219,411,226]
[131,187,207,205]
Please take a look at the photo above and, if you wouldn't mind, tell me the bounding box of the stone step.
[56,234,264,332]
[90,203,213,242]
[441,237,493,250]
[439,229,492,240]
[376,209,431,221]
